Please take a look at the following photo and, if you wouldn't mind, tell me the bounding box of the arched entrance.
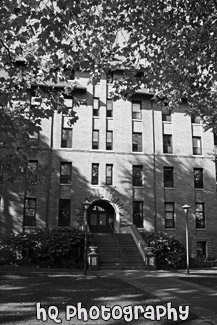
[87,200,115,233]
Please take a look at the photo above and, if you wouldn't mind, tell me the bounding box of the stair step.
[90,233,146,270]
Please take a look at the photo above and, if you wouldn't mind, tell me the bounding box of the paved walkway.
[0,267,216,324]
[97,268,217,325]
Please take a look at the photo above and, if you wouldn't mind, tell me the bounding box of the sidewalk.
[0,266,216,324]
[97,268,217,325]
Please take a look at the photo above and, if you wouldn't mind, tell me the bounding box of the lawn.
[179,274,217,290]
[0,269,195,325]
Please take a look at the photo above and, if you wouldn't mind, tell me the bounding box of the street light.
[82,198,91,275]
[182,204,191,274]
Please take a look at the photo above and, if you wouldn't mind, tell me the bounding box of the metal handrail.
[109,223,125,269]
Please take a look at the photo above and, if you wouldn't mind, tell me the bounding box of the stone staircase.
[89,233,146,270]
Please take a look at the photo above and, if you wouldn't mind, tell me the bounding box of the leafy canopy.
[1,0,217,176]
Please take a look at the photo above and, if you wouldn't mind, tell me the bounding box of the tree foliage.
[1,0,217,175]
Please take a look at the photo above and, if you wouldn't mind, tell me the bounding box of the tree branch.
[0,39,13,62]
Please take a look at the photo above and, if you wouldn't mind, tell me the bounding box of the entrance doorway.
[87,200,115,233]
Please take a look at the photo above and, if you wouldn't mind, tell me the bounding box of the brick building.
[1,69,217,260]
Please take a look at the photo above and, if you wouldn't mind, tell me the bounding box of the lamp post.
[82,199,91,275]
[182,204,191,274]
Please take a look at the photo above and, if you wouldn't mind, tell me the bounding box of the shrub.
[141,231,186,269]
[190,256,217,268]
[0,227,86,269]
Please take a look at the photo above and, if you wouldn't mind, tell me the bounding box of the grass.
[0,269,195,325]
[179,274,217,289]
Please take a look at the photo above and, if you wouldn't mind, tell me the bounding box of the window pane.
[132,101,142,119]
[106,131,113,150]
[132,133,142,152]
[194,168,203,188]
[106,164,113,185]
[165,202,175,228]
[195,203,205,228]
[197,241,206,258]
[92,164,99,185]
[62,116,73,128]
[92,130,99,149]
[24,198,36,227]
[133,166,143,186]
[28,132,39,147]
[133,201,143,228]
[162,107,171,122]
[93,98,99,116]
[107,72,113,83]
[27,161,38,183]
[163,135,173,153]
[191,115,201,124]
[58,199,71,227]
[93,130,99,141]
[25,198,36,209]
[214,133,217,146]
[93,118,100,130]
[165,218,175,228]
[193,137,202,155]
[60,162,71,184]
[165,203,174,212]
[61,129,72,148]
[107,99,113,117]
[164,167,174,187]
[90,213,97,225]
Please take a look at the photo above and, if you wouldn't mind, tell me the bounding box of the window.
[132,132,142,152]
[107,71,113,83]
[106,131,113,150]
[92,130,99,149]
[107,99,113,118]
[214,133,217,146]
[60,162,71,184]
[0,164,3,183]
[196,241,207,259]
[28,131,39,147]
[193,137,202,155]
[195,203,205,229]
[215,161,217,185]
[91,163,99,185]
[27,160,38,184]
[163,135,173,153]
[23,198,36,227]
[133,165,143,187]
[58,199,71,227]
[106,164,113,185]
[61,128,72,148]
[162,107,171,122]
[132,101,142,120]
[191,115,201,124]
[164,167,174,188]
[133,201,143,228]
[165,203,175,228]
[93,97,99,116]
[194,168,203,188]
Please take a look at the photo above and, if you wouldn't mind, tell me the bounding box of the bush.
[0,227,86,269]
[190,256,217,268]
[141,231,186,269]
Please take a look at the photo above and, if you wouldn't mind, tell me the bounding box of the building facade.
[1,70,217,260]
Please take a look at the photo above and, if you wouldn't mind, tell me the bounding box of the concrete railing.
[120,224,147,262]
